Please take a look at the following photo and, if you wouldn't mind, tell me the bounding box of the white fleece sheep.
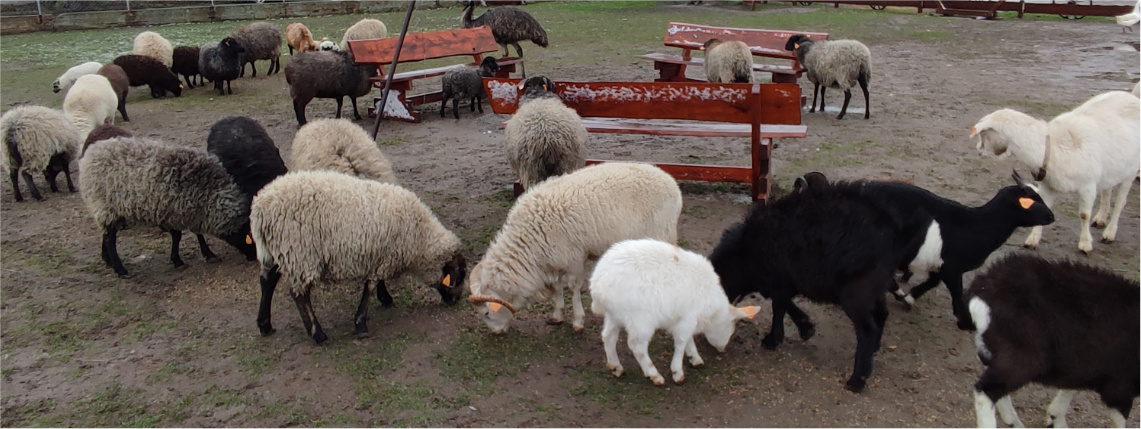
[505,77,587,189]
[133,31,174,68]
[251,170,466,344]
[590,239,759,386]
[0,105,80,202]
[468,162,683,334]
[63,74,118,143]
[53,61,101,94]
[785,35,871,120]
[340,18,387,51]
[701,38,754,84]
[289,118,398,184]
[972,91,1140,253]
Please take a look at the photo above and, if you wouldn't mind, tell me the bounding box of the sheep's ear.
[442,274,451,287]
[489,302,504,313]
[970,125,979,137]
[517,83,524,90]
[541,84,547,91]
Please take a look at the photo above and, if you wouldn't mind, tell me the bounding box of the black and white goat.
[968,253,1138,428]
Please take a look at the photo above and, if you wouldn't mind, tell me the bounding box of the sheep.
[230,21,283,77]
[82,124,132,157]
[968,253,1138,428]
[318,40,338,51]
[784,34,872,120]
[710,180,931,392]
[289,118,397,184]
[461,0,547,77]
[504,75,587,190]
[79,137,257,278]
[52,61,101,94]
[250,171,467,344]
[62,74,118,144]
[206,116,288,206]
[972,91,1140,254]
[440,56,501,119]
[0,105,80,202]
[1133,82,1139,97]
[96,64,130,122]
[111,54,183,99]
[198,37,247,96]
[339,18,387,51]
[171,46,203,89]
[283,49,376,126]
[700,38,754,84]
[589,239,760,386]
[132,31,173,68]
[286,22,321,55]
[467,162,682,334]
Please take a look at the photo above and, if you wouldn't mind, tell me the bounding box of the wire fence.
[0,0,311,16]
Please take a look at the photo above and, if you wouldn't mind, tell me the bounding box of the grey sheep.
[284,49,376,126]
[701,38,754,83]
[504,76,587,190]
[230,21,283,77]
[0,105,80,202]
[199,37,247,96]
[96,63,130,122]
[440,56,501,119]
[290,118,398,184]
[784,34,871,120]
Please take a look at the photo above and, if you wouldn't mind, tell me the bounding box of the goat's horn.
[468,294,517,315]
[1011,169,1026,187]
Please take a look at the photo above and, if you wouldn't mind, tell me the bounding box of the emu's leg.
[257,264,281,335]
[375,279,393,307]
[292,287,328,344]
[996,396,1024,428]
[511,43,527,78]
[1075,184,1097,254]
[103,225,130,278]
[1045,389,1075,428]
[784,300,816,341]
[353,279,372,335]
[9,169,23,202]
[167,229,186,268]
[627,327,664,386]
[601,317,624,377]
[837,88,852,120]
[547,283,565,325]
[761,298,789,349]
[196,234,219,262]
[668,320,698,384]
[1100,178,1134,243]
[859,73,870,119]
[20,170,41,201]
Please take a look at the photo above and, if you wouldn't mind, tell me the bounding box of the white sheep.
[63,74,118,143]
[784,34,872,120]
[52,61,101,94]
[589,239,760,386]
[972,91,1140,253]
[250,171,466,344]
[318,39,339,52]
[1132,82,1139,97]
[133,31,174,68]
[701,38,754,83]
[340,18,387,51]
[0,105,80,202]
[505,76,587,189]
[289,118,398,184]
[467,162,683,334]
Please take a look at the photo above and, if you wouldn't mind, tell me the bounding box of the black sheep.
[283,49,376,126]
[199,37,246,96]
[111,54,183,99]
[172,46,203,89]
[206,116,288,206]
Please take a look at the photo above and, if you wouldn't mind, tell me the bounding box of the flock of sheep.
[1,2,1139,427]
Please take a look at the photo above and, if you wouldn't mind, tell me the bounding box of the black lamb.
[199,37,247,96]
[283,49,376,126]
[206,116,288,207]
[172,46,203,89]
[111,54,183,99]
[440,56,501,118]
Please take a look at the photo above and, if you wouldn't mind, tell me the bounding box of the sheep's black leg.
[810,83,820,113]
[819,85,827,113]
[334,96,344,119]
[842,300,880,393]
[196,234,219,262]
[872,296,888,350]
[257,264,281,336]
[452,98,461,119]
[250,62,258,78]
[784,301,816,341]
[858,73,870,119]
[476,97,484,114]
[906,274,942,300]
[375,279,393,307]
[103,225,130,278]
[117,98,130,122]
[289,46,294,55]
[292,288,328,344]
[9,169,23,202]
[294,98,309,126]
[273,58,281,75]
[837,88,853,120]
[20,170,42,201]
[44,170,59,193]
[350,96,362,120]
[761,298,789,349]
[226,79,233,95]
[440,94,450,117]
[61,165,76,191]
[354,279,372,335]
[215,80,224,96]
[168,229,186,268]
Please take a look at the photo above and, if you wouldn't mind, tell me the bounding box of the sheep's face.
[433,254,467,305]
[783,34,811,52]
[479,57,501,76]
[52,80,61,93]
[219,226,258,261]
[703,305,760,352]
[222,37,247,54]
[468,262,516,334]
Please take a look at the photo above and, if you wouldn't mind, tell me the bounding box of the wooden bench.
[347,26,522,122]
[641,22,827,85]
[483,78,806,202]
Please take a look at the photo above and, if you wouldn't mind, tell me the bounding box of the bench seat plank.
[640,53,798,75]
[585,160,753,183]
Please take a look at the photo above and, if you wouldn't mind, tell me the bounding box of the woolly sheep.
[79,137,257,278]
[784,34,872,120]
[289,118,397,184]
[0,105,80,202]
[231,22,282,77]
[318,39,338,51]
[440,56,501,119]
[172,46,203,89]
[590,239,760,386]
[251,171,467,344]
[82,124,132,157]
[62,74,118,144]
[286,22,321,55]
[972,91,1140,253]
[132,31,173,68]
[112,54,183,99]
[96,64,130,122]
[206,116,288,207]
[53,61,101,94]
[283,49,376,126]
[701,38,754,84]
[504,76,587,189]
[1133,82,1140,97]
[339,18,387,51]
[468,162,682,334]
[199,37,247,96]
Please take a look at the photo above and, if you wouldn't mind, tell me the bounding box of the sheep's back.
[231,22,283,61]
[0,105,79,172]
[504,98,588,188]
[442,66,484,99]
[804,40,871,90]
[132,31,173,68]
[290,119,397,184]
[207,117,288,201]
[284,51,372,99]
[172,46,201,76]
[199,42,242,81]
[704,41,753,83]
[63,75,118,141]
[340,19,387,50]
[96,64,129,102]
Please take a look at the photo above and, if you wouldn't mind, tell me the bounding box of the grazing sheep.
[701,38,754,84]
[199,37,247,96]
[172,46,203,89]
[251,171,467,344]
[968,253,1138,428]
[318,40,338,51]
[468,162,682,334]
[79,137,257,278]
[283,49,376,126]
[590,239,760,386]
[972,91,1140,253]
[62,74,118,143]
[440,56,501,118]
[0,105,80,202]
[504,75,586,189]
[339,18,387,51]
[52,61,101,94]
[132,31,173,68]
[461,0,547,77]
[784,34,871,120]
[206,116,288,206]
[286,22,321,55]
[111,54,183,99]
[96,63,130,122]
[230,22,283,77]
[82,124,132,157]
[290,118,397,183]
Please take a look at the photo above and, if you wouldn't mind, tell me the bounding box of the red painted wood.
[348,27,500,65]
[662,22,828,60]
[585,160,753,183]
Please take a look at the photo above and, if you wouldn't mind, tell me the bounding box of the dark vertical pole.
[371,1,417,140]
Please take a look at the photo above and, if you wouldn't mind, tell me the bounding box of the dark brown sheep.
[111,54,183,99]
[172,46,203,89]
[96,64,130,122]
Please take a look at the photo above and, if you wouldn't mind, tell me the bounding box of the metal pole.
[371,0,416,140]
[125,0,130,11]
[35,0,41,16]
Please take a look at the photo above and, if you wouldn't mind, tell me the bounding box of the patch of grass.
[482,187,516,208]
[376,134,408,147]
[460,224,501,256]
[438,327,580,388]
[145,360,186,385]
[910,29,951,42]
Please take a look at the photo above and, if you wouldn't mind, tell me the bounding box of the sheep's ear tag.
[517,83,524,90]
[1018,197,1035,210]
[442,274,451,287]
[245,234,253,245]
[541,84,547,91]
[742,306,760,319]
[489,302,504,313]
[794,43,800,49]
[970,126,979,137]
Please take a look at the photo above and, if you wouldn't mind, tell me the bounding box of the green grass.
[438,326,581,388]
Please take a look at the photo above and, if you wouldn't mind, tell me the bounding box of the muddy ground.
[1,2,1139,427]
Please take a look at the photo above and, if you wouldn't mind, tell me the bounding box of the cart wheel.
[869,4,886,10]
[1058,14,1085,19]
[796,1,813,5]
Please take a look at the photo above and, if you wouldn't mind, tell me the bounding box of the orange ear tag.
[442,274,451,287]
[971,126,979,137]
[794,43,800,49]
[489,302,503,313]
[1018,197,1034,209]
[245,235,253,245]
[517,83,524,90]
[743,306,760,319]
[541,84,547,91]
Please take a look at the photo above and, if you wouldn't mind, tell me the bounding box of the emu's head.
[1002,170,1055,227]
[433,253,467,305]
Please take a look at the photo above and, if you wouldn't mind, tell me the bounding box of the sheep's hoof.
[761,334,783,350]
[117,273,132,279]
[1091,220,1106,228]
[672,372,685,385]
[798,325,816,341]
[690,360,704,368]
[651,376,666,386]
[205,256,221,263]
[844,377,867,393]
[545,318,564,326]
[1022,243,1038,250]
[572,325,584,333]
[1100,236,1115,244]
[956,317,976,331]
[607,363,623,378]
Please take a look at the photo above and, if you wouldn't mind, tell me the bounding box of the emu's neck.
[462,3,477,28]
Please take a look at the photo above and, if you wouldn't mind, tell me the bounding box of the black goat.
[968,253,1138,428]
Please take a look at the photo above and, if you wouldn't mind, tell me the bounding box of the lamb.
[198,37,246,96]
[132,31,173,68]
[968,253,1138,428]
[82,124,132,157]
[440,56,501,119]
[339,18,387,51]
[972,91,1140,253]
[504,75,587,189]
[0,105,80,202]
[206,116,288,206]
[62,74,118,143]
[784,34,872,120]
[230,22,283,77]
[251,171,467,344]
[79,137,257,278]
[171,46,203,89]
[286,22,321,55]
[467,162,682,334]
[461,0,547,77]
[701,38,754,84]
[289,118,397,183]
[589,239,760,386]
[96,64,130,122]
[111,54,183,99]
[52,61,101,94]
[283,49,376,126]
